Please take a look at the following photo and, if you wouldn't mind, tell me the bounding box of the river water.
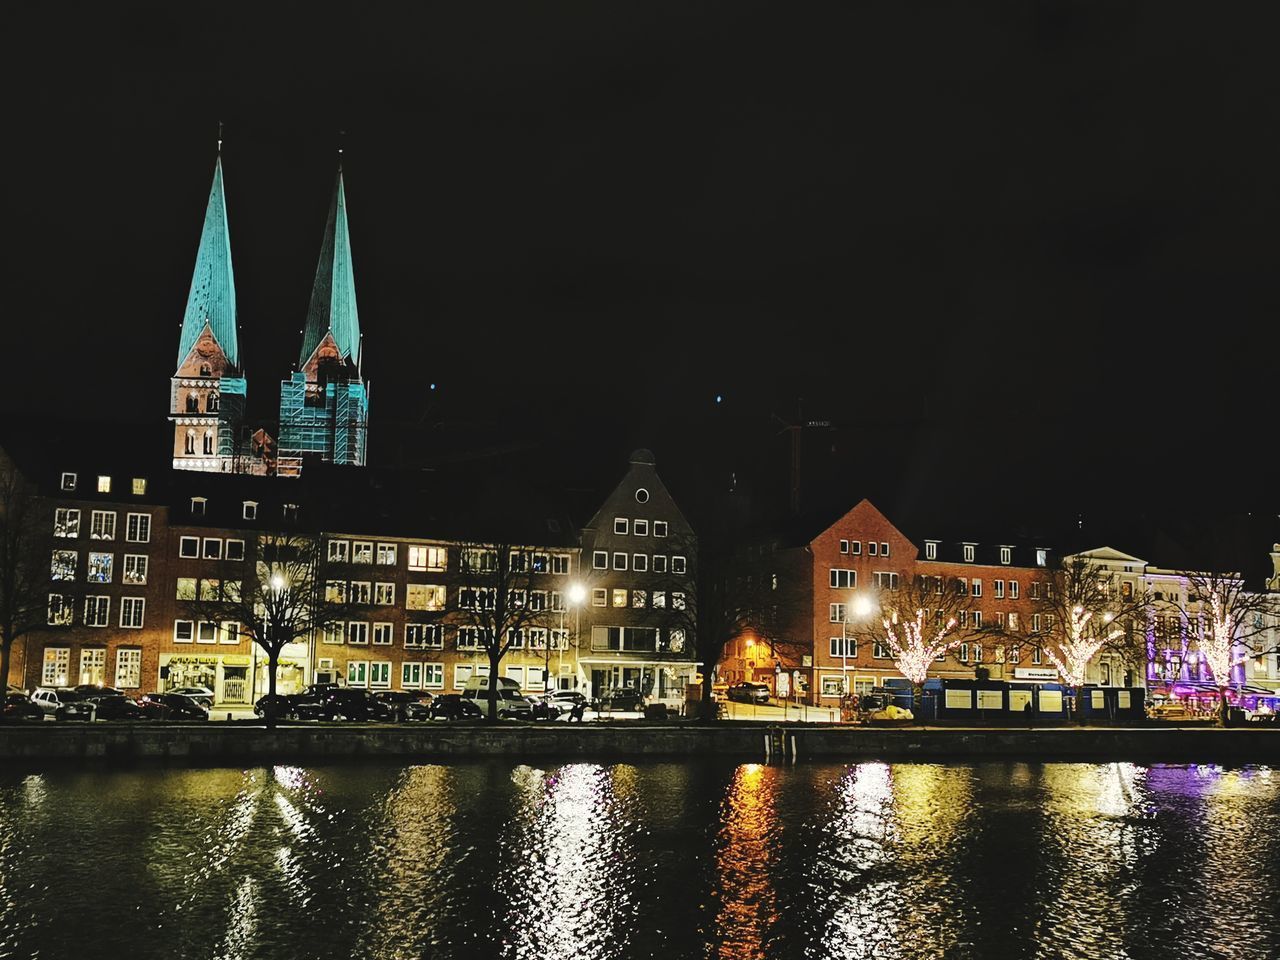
[0,761,1276,960]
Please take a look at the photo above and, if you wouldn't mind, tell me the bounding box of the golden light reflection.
[714,763,779,960]
[503,763,632,960]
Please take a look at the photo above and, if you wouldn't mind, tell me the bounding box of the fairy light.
[1044,605,1122,687]
[882,608,960,685]
[1199,591,1246,690]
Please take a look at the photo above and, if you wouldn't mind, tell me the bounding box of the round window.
[635,488,650,504]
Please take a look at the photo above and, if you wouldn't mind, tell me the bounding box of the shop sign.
[222,656,251,667]
[165,656,224,666]
[1014,668,1058,681]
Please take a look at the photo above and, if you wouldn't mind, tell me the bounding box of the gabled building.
[278,163,369,474]
[171,150,249,473]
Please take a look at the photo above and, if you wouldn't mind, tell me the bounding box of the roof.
[299,168,361,369]
[177,156,239,370]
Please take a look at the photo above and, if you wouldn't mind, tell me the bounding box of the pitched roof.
[299,168,361,368]
[177,156,239,369]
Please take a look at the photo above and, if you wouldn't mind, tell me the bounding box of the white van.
[461,675,533,718]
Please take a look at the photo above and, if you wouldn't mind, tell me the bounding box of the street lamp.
[842,593,877,694]
[560,582,587,691]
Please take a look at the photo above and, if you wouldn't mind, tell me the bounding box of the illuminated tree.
[1166,568,1279,725]
[0,458,47,691]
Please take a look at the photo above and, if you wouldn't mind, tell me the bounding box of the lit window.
[97,476,111,493]
[612,589,628,607]
[1036,549,1048,567]
[376,543,397,566]
[131,478,147,496]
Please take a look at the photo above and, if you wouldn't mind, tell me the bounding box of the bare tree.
[187,531,350,727]
[849,573,976,714]
[1026,554,1149,718]
[0,460,47,692]
[1165,568,1279,725]
[447,543,557,721]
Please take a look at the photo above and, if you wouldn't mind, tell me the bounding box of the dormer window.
[97,476,111,493]
[1036,548,1048,567]
[190,497,207,517]
[61,472,77,491]
[963,544,976,563]
[243,501,258,521]
[925,541,938,560]
[199,363,212,377]
[283,503,299,522]
[1000,547,1012,565]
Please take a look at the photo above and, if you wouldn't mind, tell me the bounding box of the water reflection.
[0,762,1277,960]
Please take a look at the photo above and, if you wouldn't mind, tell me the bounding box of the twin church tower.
[170,141,369,476]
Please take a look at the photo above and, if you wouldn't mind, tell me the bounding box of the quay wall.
[1,723,1278,765]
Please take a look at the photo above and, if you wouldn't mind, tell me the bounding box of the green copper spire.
[300,168,361,368]
[177,155,239,369]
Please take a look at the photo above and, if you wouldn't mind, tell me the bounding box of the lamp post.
[562,582,587,691]
[842,593,876,694]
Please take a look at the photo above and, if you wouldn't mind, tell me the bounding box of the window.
[635,488,650,503]
[1008,612,1019,631]
[61,472,77,491]
[1009,580,1019,600]
[405,624,444,649]
[631,553,648,572]
[925,541,938,560]
[610,552,627,571]
[347,661,369,687]
[282,504,299,522]
[653,521,668,537]
[850,541,862,555]
[87,552,113,583]
[366,661,391,689]
[1010,645,1021,664]
[124,513,151,543]
[531,553,549,574]
[458,586,495,611]
[529,590,548,612]
[632,590,647,609]
[614,518,629,535]
[461,549,497,573]
[176,578,197,600]
[97,476,111,493]
[120,597,145,629]
[971,579,982,597]
[402,662,424,689]
[374,582,396,605]
[352,541,374,564]
[994,580,1005,599]
[612,589,628,608]
[528,628,550,650]
[218,621,240,644]
[90,510,116,540]
[190,497,206,517]
[830,636,856,658]
[958,643,969,663]
[551,628,569,650]
[47,594,74,625]
[184,430,196,455]
[839,539,849,554]
[174,620,194,642]
[405,583,446,611]
[830,603,846,623]
[454,664,475,689]
[873,642,890,659]
[868,541,878,557]
[592,550,608,570]
[881,542,889,557]
[996,612,1006,628]
[634,519,649,536]
[321,623,344,645]
[115,649,141,689]
[1032,614,1042,633]
[349,582,372,604]
[830,569,857,589]
[973,644,983,663]
[197,578,222,601]
[377,543,398,566]
[672,556,687,574]
[963,544,975,562]
[84,596,110,627]
[1000,546,1012,565]
[1032,647,1043,665]
[552,554,570,575]
[652,591,666,608]
[592,588,607,607]
[348,622,370,645]
[653,555,668,573]
[457,627,485,651]
[196,621,218,643]
[51,550,77,581]
[1029,582,1041,600]
[972,611,982,629]
[203,538,222,560]
[179,536,199,558]
[328,540,350,562]
[1036,549,1048,567]
[407,545,447,571]
[873,572,899,591]
[54,508,81,538]
[325,580,348,603]
[373,623,393,645]
[42,647,70,686]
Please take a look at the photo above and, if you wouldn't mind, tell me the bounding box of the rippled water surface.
[1,761,1277,959]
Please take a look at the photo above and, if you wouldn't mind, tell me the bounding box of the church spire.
[299,162,361,368]
[177,143,239,370]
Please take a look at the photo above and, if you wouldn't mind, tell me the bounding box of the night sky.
[7,3,1278,535]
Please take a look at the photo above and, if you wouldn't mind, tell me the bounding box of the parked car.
[461,676,533,719]
[727,682,772,704]
[168,686,216,708]
[1,693,44,723]
[596,687,645,711]
[294,688,390,722]
[138,692,210,721]
[429,694,484,721]
[374,691,434,721]
[31,688,97,722]
[547,690,589,709]
[74,685,127,702]
[253,694,293,719]
[91,695,144,721]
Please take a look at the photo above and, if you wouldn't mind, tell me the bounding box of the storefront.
[580,658,700,706]
[160,653,253,705]
[250,642,309,700]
